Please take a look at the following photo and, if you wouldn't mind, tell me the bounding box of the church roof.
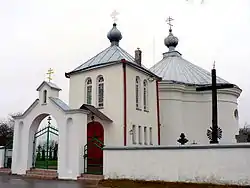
[150,28,230,86]
[80,104,113,122]
[72,44,135,72]
[36,81,61,91]
[50,97,71,111]
[65,23,160,80]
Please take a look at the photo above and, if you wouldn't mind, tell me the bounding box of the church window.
[43,90,47,104]
[138,126,142,144]
[86,78,92,105]
[144,126,147,145]
[143,80,148,111]
[149,127,153,145]
[132,125,136,144]
[97,75,104,108]
[234,109,239,120]
[135,76,141,110]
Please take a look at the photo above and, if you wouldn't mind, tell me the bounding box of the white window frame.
[144,126,147,145]
[85,77,92,105]
[132,125,136,144]
[135,76,141,110]
[43,90,47,104]
[97,75,104,108]
[138,126,142,144]
[149,127,153,145]
[143,79,149,111]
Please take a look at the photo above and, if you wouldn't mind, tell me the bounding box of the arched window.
[149,127,153,145]
[85,77,92,105]
[135,76,141,109]
[43,90,47,104]
[143,79,148,111]
[97,75,104,108]
[144,126,147,145]
[234,109,239,120]
[138,126,142,145]
[132,125,136,145]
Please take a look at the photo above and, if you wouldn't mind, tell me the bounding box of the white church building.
[8,21,249,184]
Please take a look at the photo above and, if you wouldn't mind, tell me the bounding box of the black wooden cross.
[196,64,234,144]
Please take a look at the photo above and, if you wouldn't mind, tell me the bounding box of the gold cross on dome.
[111,10,119,23]
[46,68,54,82]
[166,16,174,30]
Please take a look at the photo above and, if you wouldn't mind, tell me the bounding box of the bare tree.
[0,121,13,146]
[0,112,22,146]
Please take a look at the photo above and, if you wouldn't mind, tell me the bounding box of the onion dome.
[164,29,179,51]
[150,28,230,86]
[107,23,122,46]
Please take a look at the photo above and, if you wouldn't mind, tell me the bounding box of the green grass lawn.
[35,160,57,169]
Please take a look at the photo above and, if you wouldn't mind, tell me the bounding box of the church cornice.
[13,98,89,120]
[65,60,161,81]
[159,82,242,98]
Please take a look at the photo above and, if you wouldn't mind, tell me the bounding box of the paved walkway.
[0,174,100,188]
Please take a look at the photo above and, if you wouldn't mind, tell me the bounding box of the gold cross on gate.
[111,10,119,23]
[166,16,174,30]
[47,68,54,82]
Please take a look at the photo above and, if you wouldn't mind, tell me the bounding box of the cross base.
[210,140,219,144]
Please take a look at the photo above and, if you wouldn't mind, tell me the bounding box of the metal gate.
[84,137,104,175]
[4,140,13,168]
[32,116,58,170]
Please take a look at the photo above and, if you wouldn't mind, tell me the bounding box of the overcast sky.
[0,0,249,127]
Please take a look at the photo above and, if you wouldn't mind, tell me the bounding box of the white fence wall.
[0,147,5,168]
[103,144,250,186]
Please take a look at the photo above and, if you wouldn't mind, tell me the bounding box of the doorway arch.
[86,121,104,174]
[28,113,59,171]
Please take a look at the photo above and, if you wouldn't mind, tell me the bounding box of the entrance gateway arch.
[11,81,109,180]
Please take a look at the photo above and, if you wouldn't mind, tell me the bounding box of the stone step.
[25,169,58,180]
[79,173,104,180]
[78,173,104,187]
[27,168,57,172]
[0,168,11,174]
[25,173,58,180]
[26,170,57,175]
[0,168,11,171]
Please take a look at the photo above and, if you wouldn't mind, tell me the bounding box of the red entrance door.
[87,121,104,174]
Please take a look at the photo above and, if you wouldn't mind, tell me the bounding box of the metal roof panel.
[150,51,229,85]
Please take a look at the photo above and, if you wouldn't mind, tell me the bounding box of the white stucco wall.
[38,86,59,103]
[159,83,241,145]
[126,66,158,146]
[68,64,159,147]
[11,84,88,180]
[68,64,124,146]
[0,148,4,168]
[103,144,250,185]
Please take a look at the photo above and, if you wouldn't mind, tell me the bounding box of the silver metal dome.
[150,29,229,86]
[107,23,122,45]
[164,29,179,50]
[150,51,229,85]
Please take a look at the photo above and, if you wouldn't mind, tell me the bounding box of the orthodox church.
[63,21,241,146]
[10,20,241,179]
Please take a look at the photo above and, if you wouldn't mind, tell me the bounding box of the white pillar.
[57,118,67,179]
[11,120,20,174]
[75,113,87,176]
[19,125,30,174]
[0,148,5,168]
[57,113,87,180]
